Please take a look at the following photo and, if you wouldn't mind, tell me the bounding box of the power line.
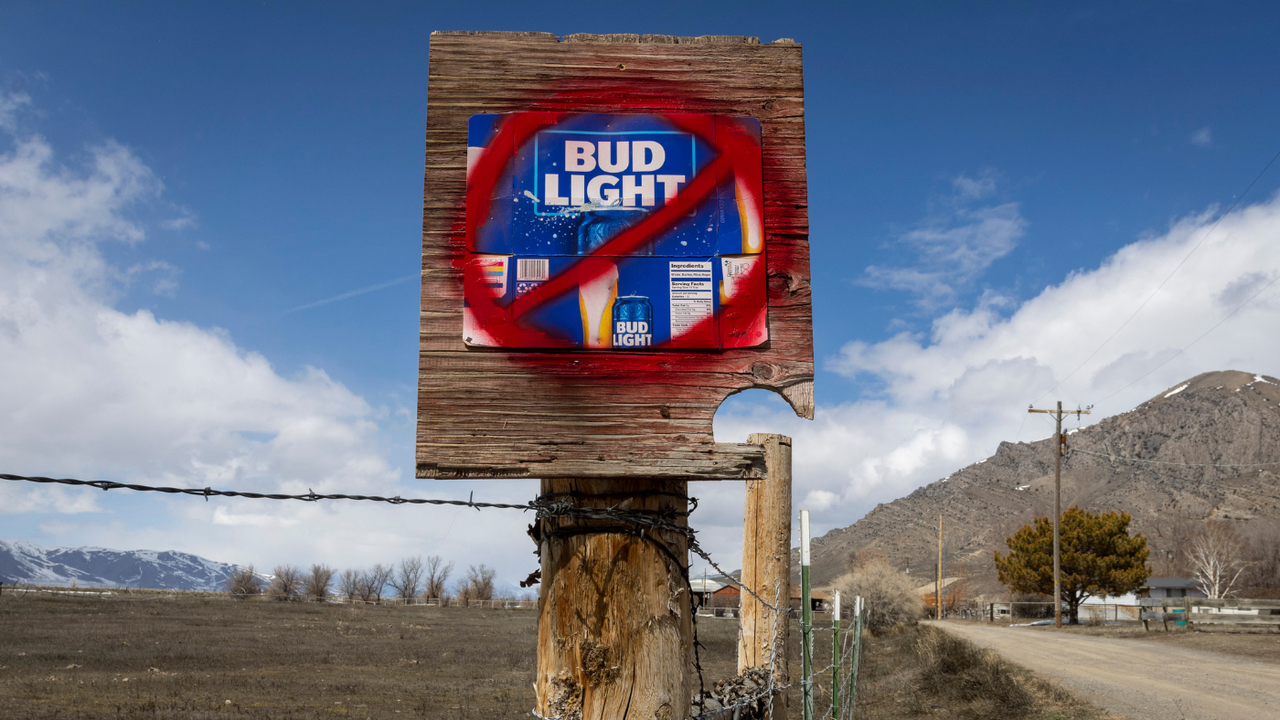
[1094,272,1280,404]
[1031,144,1280,405]
[1069,447,1280,468]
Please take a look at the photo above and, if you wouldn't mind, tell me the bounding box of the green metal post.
[801,509,813,720]
[831,589,841,719]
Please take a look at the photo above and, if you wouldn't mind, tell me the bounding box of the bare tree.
[1243,524,1280,597]
[357,563,394,603]
[305,564,335,601]
[227,564,264,600]
[423,555,453,601]
[1150,517,1198,577]
[269,564,304,601]
[463,563,497,602]
[453,576,475,605]
[390,556,425,600]
[1186,521,1251,598]
[338,569,360,602]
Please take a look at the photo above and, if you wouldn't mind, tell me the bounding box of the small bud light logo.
[612,294,654,348]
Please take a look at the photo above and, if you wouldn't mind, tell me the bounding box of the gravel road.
[935,622,1280,720]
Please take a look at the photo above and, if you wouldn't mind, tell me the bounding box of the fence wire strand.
[4,470,851,720]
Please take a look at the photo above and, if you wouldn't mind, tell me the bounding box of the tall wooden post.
[936,515,943,620]
[739,433,792,716]
[535,478,692,720]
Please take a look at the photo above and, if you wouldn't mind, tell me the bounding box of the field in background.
[1,593,1108,719]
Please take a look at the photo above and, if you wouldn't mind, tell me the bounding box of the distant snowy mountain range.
[0,539,236,591]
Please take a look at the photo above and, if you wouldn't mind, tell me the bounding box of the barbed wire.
[0,472,551,509]
[5,470,812,719]
[3,472,790,616]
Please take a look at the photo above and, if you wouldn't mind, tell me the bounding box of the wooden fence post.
[739,433,792,716]
[534,478,692,720]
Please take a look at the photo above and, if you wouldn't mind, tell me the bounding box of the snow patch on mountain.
[0,539,236,591]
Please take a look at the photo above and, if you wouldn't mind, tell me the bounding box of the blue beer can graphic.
[611,294,654,348]
[577,208,649,256]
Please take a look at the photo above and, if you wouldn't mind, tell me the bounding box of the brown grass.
[0,593,535,719]
[0,593,1109,719]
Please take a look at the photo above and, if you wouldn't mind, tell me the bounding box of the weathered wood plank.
[418,31,813,480]
[739,434,791,717]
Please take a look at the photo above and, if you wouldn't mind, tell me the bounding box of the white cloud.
[0,92,545,588]
[0,89,30,132]
[719,192,1280,541]
[859,170,1026,306]
[1191,127,1213,147]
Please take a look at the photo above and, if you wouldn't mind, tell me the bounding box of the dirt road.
[936,621,1280,720]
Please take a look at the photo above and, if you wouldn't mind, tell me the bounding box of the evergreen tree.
[995,506,1150,623]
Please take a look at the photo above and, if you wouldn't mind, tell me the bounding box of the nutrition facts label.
[669,261,714,337]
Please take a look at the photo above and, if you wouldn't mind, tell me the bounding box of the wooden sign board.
[418,31,813,481]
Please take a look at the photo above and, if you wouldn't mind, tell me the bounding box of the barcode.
[517,258,549,281]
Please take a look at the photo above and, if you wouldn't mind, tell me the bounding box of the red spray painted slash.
[460,107,766,352]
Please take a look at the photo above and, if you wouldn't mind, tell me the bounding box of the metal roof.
[1144,577,1197,589]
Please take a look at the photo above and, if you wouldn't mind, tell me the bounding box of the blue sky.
[3,1,1280,589]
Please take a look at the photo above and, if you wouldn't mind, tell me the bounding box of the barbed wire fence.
[2,471,868,720]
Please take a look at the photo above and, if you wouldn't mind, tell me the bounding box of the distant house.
[1083,577,1206,608]
[689,578,724,607]
[789,587,831,613]
[712,584,741,604]
[1138,577,1206,600]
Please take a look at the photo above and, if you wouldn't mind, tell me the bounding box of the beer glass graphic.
[577,259,619,348]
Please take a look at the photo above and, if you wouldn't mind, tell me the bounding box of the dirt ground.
[938,620,1280,720]
[953,617,1280,665]
[1,592,1108,719]
[1024,621,1280,665]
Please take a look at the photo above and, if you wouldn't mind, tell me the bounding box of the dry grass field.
[0,592,1108,719]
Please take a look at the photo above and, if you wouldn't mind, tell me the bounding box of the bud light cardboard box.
[462,112,767,350]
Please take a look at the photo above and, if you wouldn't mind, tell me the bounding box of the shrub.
[913,628,1032,717]
[832,558,922,632]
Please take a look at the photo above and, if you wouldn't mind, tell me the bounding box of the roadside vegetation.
[995,507,1149,623]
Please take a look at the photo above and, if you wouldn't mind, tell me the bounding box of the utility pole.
[1028,401,1091,627]
[936,515,943,620]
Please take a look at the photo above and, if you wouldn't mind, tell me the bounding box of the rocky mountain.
[0,539,237,591]
[805,370,1280,592]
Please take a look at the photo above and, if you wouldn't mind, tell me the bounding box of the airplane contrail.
[285,275,417,314]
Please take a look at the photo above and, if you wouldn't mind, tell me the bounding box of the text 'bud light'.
[612,294,653,348]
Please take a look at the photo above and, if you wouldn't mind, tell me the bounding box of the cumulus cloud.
[1191,127,1213,147]
[859,171,1026,307]
[0,92,547,587]
[719,192,1280,542]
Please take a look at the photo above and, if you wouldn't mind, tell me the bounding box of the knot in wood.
[767,270,796,296]
[751,363,776,381]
